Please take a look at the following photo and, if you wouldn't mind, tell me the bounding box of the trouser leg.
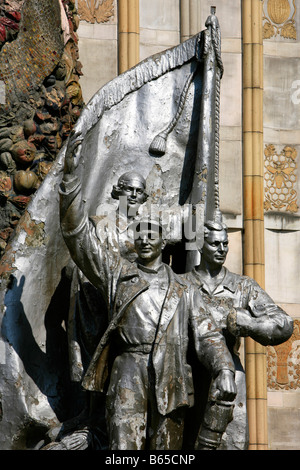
[105,352,186,450]
[105,353,148,450]
[147,367,186,450]
[148,407,186,450]
[106,392,147,450]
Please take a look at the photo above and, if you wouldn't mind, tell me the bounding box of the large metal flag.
[0,11,223,449]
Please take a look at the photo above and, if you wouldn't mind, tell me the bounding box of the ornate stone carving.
[77,0,114,24]
[0,0,84,256]
[264,144,298,213]
[263,0,297,40]
[267,319,300,390]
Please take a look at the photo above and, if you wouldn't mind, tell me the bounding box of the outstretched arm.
[64,130,83,178]
[60,131,85,235]
[59,131,122,295]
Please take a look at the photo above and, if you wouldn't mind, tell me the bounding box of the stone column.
[180,0,201,42]
[118,0,140,73]
[242,0,268,450]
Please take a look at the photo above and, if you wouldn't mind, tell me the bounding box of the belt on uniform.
[121,344,153,354]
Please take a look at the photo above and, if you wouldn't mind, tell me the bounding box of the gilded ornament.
[267,320,300,390]
[264,144,298,213]
[267,0,291,24]
[77,0,114,24]
[280,21,297,39]
[263,21,275,39]
[283,145,297,161]
[263,0,296,40]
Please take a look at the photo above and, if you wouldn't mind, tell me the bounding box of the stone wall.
[76,0,117,103]
[262,0,300,450]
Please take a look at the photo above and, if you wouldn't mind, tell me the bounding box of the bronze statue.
[89,170,148,262]
[48,171,150,449]
[66,169,148,384]
[58,132,237,450]
[2,8,291,450]
[184,216,294,450]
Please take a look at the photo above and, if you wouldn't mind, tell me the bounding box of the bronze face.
[134,227,164,263]
[117,176,146,216]
[202,229,229,268]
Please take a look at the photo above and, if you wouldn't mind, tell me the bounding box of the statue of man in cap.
[57,132,238,450]
[65,169,149,383]
[50,155,150,450]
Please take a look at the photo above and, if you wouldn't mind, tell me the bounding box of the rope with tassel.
[205,10,223,221]
[149,9,224,189]
[149,68,197,156]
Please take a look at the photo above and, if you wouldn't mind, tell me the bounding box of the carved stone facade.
[264,144,298,213]
[0,0,84,255]
[267,319,300,390]
[77,0,114,24]
[263,0,297,40]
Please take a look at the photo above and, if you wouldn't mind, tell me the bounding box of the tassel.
[149,70,197,157]
[149,133,167,156]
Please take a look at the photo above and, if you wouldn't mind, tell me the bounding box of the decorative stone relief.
[264,144,298,213]
[77,0,114,24]
[263,0,296,40]
[267,319,300,390]
[0,0,84,256]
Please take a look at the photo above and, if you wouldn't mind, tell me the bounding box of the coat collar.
[137,262,165,274]
[119,260,186,286]
[222,268,240,293]
[191,267,238,294]
[82,262,188,390]
[153,265,188,346]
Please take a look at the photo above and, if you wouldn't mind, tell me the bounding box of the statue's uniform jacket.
[184,268,293,348]
[184,268,294,450]
[59,175,235,417]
